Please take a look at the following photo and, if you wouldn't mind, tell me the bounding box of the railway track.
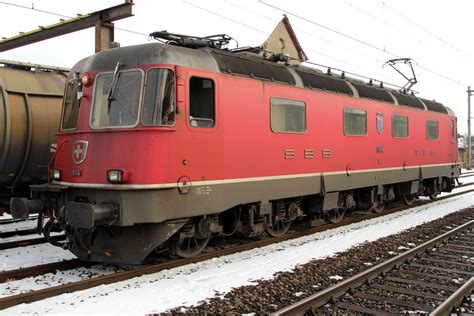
[1,187,474,310]
[0,259,85,283]
[274,220,474,315]
[0,228,37,239]
[0,216,38,226]
[0,235,65,251]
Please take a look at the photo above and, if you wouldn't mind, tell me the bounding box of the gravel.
[168,207,474,314]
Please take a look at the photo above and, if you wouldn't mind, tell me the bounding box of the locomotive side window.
[344,108,367,136]
[270,97,306,133]
[142,69,175,126]
[392,115,408,138]
[426,120,439,140]
[189,77,215,128]
[91,70,143,128]
[61,80,82,130]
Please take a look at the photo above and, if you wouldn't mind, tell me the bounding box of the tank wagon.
[0,60,67,212]
[11,33,460,264]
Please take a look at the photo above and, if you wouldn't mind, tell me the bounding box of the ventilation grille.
[420,98,448,114]
[294,70,353,95]
[211,51,294,84]
[351,82,394,103]
[391,92,425,110]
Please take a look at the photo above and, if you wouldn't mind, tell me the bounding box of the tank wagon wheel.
[402,194,416,206]
[325,208,345,224]
[174,220,211,258]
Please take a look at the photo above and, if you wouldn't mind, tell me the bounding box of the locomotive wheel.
[265,219,292,237]
[372,200,385,214]
[325,208,345,224]
[402,194,416,206]
[175,233,210,258]
[429,192,438,200]
[174,220,211,258]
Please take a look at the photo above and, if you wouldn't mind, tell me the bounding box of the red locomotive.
[11,32,460,264]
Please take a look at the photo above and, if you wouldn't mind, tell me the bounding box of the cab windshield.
[91,69,143,128]
[61,80,82,130]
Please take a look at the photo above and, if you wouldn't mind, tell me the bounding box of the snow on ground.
[4,186,474,314]
[0,265,120,298]
[0,231,63,244]
[0,244,76,272]
[0,218,37,233]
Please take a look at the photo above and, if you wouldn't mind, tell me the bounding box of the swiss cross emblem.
[72,140,88,164]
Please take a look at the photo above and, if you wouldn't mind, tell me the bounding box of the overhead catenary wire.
[344,1,425,46]
[1,0,467,93]
[0,0,387,82]
[380,1,461,54]
[182,1,448,95]
[257,0,468,88]
[183,0,415,91]
[224,0,445,92]
[182,0,267,35]
[224,0,389,65]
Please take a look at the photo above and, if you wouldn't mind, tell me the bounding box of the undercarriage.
[9,171,458,264]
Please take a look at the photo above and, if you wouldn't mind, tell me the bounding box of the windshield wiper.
[107,62,124,113]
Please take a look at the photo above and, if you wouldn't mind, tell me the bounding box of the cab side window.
[189,77,215,128]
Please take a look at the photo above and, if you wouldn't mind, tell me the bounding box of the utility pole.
[469,86,473,169]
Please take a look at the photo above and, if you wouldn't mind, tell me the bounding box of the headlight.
[50,169,61,181]
[107,169,128,184]
[80,72,93,87]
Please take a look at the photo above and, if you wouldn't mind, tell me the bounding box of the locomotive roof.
[74,42,451,115]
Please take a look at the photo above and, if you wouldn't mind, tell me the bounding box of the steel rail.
[0,235,64,250]
[273,220,474,315]
[0,259,84,283]
[1,189,473,310]
[430,277,474,316]
[0,228,37,239]
[0,216,38,225]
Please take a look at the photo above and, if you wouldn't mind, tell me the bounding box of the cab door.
[176,68,223,185]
